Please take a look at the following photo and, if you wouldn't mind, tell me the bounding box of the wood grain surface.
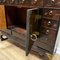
[0,5,6,30]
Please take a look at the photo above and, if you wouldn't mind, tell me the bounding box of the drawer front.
[42,19,58,29]
[6,0,18,4]
[40,28,57,47]
[30,0,43,7]
[0,0,43,8]
[35,41,54,53]
[44,0,60,7]
[18,0,43,7]
[43,9,60,21]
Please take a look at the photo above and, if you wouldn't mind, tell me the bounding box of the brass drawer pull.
[30,34,37,41]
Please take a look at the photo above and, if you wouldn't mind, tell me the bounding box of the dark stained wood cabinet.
[0,0,60,56]
[26,8,60,55]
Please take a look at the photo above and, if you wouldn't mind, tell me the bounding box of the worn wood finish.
[0,5,6,30]
[0,0,43,8]
[0,0,60,56]
[3,6,60,55]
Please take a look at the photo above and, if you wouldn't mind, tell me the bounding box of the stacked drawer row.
[0,0,60,8]
[35,9,60,53]
[0,0,43,7]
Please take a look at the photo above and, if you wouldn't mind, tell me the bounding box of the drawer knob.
[52,0,55,2]
[19,0,25,4]
[49,11,53,15]
[31,0,37,4]
[46,30,50,34]
[47,21,51,26]
[51,0,55,5]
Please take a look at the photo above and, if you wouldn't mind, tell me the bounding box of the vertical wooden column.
[0,5,6,30]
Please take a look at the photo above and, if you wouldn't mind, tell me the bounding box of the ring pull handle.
[30,34,37,41]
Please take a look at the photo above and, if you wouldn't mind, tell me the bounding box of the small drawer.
[40,27,57,47]
[44,0,60,7]
[43,9,60,21]
[40,27,50,35]
[6,0,18,4]
[30,0,43,7]
[19,0,30,5]
[35,40,54,53]
[42,19,58,29]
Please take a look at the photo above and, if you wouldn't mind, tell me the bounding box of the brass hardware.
[49,11,53,15]
[10,0,15,4]
[31,0,37,4]
[19,0,25,4]
[30,34,37,41]
[47,21,51,26]
[46,30,50,34]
